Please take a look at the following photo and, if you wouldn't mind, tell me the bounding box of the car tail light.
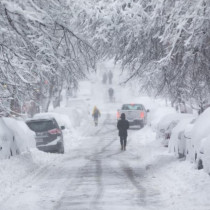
[140,112,144,119]
[117,111,120,119]
[48,128,61,135]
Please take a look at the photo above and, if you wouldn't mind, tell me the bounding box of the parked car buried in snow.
[156,113,194,147]
[117,104,148,128]
[169,117,195,158]
[187,108,210,171]
[26,116,65,154]
[0,117,35,159]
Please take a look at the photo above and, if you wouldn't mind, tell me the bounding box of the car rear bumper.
[128,119,144,126]
[36,137,63,153]
[37,143,62,153]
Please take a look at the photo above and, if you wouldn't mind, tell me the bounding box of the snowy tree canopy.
[0,0,209,114]
[85,0,210,107]
[0,0,96,113]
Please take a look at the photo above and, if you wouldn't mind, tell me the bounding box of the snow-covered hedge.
[0,117,36,160]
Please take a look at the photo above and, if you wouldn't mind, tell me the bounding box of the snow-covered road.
[2,111,210,210]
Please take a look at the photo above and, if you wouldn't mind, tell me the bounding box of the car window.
[26,120,56,132]
[122,104,143,110]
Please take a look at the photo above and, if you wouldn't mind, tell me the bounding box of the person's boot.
[121,145,123,150]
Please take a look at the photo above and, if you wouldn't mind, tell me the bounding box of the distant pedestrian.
[92,106,101,126]
[117,113,129,151]
[108,70,113,84]
[102,72,107,84]
[108,87,114,102]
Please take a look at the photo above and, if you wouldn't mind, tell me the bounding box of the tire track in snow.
[121,162,147,206]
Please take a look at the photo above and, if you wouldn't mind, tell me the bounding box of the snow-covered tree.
[0,0,96,114]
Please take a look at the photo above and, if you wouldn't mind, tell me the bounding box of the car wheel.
[140,122,144,129]
[58,144,64,154]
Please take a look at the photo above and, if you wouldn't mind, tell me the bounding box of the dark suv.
[26,117,65,154]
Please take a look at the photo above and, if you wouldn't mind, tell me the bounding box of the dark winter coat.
[117,118,129,137]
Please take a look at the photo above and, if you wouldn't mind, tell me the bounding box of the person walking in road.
[102,72,107,84]
[117,113,129,151]
[108,70,113,84]
[108,87,114,102]
[92,106,101,126]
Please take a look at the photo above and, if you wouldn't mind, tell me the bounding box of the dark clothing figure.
[102,73,107,84]
[120,136,127,151]
[108,70,113,84]
[117,113,129,150]
[92,106,101,126]
[108,88,114,102]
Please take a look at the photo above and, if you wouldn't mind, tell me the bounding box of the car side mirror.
[61,126,65,130]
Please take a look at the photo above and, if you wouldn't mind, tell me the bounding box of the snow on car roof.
[158,113,194,130]
[171,116,195,136]
[27,113,56,121]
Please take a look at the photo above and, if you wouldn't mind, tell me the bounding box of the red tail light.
[117,111,120,119]
[140,112,144,119]
[48,128,61,135]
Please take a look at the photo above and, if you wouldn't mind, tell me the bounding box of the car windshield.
[26,120,56,132]
[122,104,143,110]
